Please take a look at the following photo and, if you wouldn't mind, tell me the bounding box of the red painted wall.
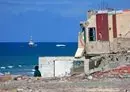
[96,14,109,41]
[113,14,117,38]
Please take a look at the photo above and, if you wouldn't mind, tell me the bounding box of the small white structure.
[39,56,86,78]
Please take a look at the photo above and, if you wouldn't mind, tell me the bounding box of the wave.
[18,65,22,67]
[8,66,14,68]
[0,67,6,69]
[32,69,35,72]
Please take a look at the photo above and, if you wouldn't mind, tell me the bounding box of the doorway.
[96,14,109,41]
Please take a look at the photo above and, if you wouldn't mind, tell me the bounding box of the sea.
[0,42,77,76]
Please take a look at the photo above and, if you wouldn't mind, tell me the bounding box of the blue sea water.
[0,42,77,76]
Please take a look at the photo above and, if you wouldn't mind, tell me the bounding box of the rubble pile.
[92,64,130,79]
[89,53,130,79]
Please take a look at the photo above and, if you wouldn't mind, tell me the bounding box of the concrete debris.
[91,64,130,79]
[87,75,93,80]
[87,53,130,80]
[13,75,29,81]
[17,88,24,92]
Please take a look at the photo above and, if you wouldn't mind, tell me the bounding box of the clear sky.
[0,0,130,42]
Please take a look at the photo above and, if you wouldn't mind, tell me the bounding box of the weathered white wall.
[116,38,130,50]
[55,61,73,77]
[39,57,74,77]
[39,57,54,77]
[85,15,97,43]
[87,15,96,28]
[39,57,89,77]
[116,12,130,38]
[84,59,89,75]
[108,15,114,42]
[86,41,110,54]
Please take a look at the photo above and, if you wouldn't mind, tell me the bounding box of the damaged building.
[39,9,130,77]
[75,9,130,58]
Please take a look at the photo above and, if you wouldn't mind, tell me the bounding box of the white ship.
[28,36,37,47]
[56,44,66,47]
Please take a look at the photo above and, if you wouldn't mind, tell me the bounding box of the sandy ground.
[0,75,130,92]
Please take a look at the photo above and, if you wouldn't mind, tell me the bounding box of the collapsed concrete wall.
[88,52,130,74]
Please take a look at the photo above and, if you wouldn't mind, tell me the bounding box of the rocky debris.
[0,75,30,83]
[0,75,12,82]
[17,88,24,92]
[91,64,130,79]
[0,74,130,92]
[66,73,87,81]
[87,75,93,80]
[88,53,130,78]
[99,53,130,69]
[13,75,29,81]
